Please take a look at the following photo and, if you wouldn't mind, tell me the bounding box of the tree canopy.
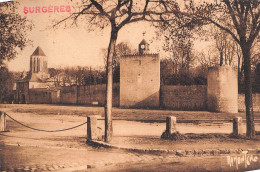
[57,0,259,139]
[183,0,260,137]
[57,0,181,142]
[0,2,32,66]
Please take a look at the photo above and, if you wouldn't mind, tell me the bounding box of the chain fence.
[4,113,87,132]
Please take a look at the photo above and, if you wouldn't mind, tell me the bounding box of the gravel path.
[0,104,260,171]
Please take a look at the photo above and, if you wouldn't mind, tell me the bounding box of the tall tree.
[162,27,194,75]
[212,28,237,66]
[0,2,32,65]
[185,0,260,137]
[0,67,14,103]
[56,0,175,142]
[102,41,136,83]
[0,2,32,103]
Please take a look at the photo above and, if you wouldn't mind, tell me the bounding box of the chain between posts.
[5,113,87,132]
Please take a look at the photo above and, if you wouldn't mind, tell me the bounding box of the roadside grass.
[161,131,260,141]
[2,104,260,122]
[1,104,260,151]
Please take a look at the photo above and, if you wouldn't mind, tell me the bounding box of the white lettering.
[227,153,258,169]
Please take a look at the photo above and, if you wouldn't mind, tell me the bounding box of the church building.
[120,39,160,108]
[15,46,55,104]
[29,46,50,88]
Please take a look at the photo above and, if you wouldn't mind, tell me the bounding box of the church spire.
[31,46,46,56]
[30,46,48,74]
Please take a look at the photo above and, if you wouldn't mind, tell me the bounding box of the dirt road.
[3,104,260,122]
[0,104,260,171]
[1,144,259,172]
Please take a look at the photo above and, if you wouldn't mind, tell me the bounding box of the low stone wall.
[238,93,260,112]
[29,89,52,104]
[51,90,60,104]
[26,84,260,112]
[60,86,77,104]
[59,84,120,106]
[160,85,207,110]
[77,84,119,106]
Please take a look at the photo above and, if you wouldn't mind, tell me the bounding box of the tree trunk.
[220,51,223,66]
[104,29,118,142]
[242,46,255,138]
[237,52,240,83]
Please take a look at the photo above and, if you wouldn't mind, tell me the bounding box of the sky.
[6,0,165,72]
[6,0,210,72]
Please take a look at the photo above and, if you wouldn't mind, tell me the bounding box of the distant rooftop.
[31,46,46,56]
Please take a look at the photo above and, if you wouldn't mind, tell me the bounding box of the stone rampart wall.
[26,84,260,112]
[29,89,52,104]
[60,86,77,104]
[160,85,207,110]
[77,84,119,106]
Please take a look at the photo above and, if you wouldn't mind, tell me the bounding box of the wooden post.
[166,116,177,134]
[0,111,6,132]
[233,117,243,136]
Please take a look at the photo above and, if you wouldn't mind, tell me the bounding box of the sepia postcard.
[0,0,260,171]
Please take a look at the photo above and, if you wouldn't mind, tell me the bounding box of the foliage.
[102,41,136,83]
[56,0,182,142]
[160,58,207,86]
[0,67,14,103]
[0,2,32,103]
[0,2,32,66]
[162,28,194,71]
[211,27,238,66]
[183,0,260,137]
[48,66,106,87]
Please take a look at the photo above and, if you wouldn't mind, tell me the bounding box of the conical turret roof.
[31,46,46,56]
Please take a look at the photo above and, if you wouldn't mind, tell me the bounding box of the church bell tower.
[139,39,150,54]
[30,46,49,81]
[30,46,48,74]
